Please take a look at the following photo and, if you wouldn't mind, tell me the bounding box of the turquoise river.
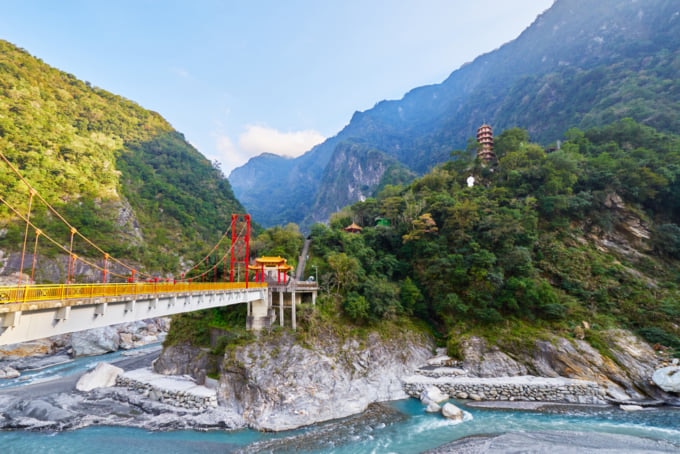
[1,348,679,453]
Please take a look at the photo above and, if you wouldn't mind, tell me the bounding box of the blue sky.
[0,1,553,174]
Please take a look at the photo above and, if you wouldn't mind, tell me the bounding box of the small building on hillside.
[344,222,363,233]
[248,256,293,284]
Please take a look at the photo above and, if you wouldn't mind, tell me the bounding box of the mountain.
[229,0,680,229]
[0,40,245,277]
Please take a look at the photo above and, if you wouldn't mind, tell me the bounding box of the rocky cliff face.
[150,326,678,432]
[152,344,212,385]
[309,142,410,224]
[458,329,678,403]
[215,329,432,431]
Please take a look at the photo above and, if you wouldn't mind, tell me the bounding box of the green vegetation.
[164,305,253,352]
[187,120,680,361]
[242,120,680,357]
[0,40,245,275]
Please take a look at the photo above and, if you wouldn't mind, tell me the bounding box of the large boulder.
[76,362,123,392]
[425,401,441,413]
[71,326,120,357]
[652,366,680,393]
[0,339,54,357]
[420,386,449,404]
[441,402,464,421]
[0,366,20,379]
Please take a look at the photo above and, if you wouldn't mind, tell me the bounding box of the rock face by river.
[455,329,677,403]
[155,328,434,431]
[2,323,679,434]
[152,327,679,431]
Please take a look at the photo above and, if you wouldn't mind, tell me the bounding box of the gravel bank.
[425,430,680,453]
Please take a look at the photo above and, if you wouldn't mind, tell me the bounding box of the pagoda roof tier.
[344,222,363,232]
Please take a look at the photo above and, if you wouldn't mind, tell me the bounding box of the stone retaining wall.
[116,374,218,410]
[403,375,607,404]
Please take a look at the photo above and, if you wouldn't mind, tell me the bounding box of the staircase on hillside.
[295,238,312,281]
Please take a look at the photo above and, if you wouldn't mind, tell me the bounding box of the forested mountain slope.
[305,120,680,355]
[0,40,244,277]
[230,0,680,229]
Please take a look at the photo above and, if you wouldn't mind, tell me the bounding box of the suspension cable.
[181,219,247,280]
[0,150,144,278]
[17,189,35,285]
[0,149,245,284]
[30,229,41,283]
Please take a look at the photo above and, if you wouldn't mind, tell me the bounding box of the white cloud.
[215,125,325,175]
[239,125,325,157]
[214,134,252,175]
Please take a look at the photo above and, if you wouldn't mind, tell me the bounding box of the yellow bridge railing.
[0,281,268,305]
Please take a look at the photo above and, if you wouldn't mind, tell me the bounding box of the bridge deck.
[0,282,268,346]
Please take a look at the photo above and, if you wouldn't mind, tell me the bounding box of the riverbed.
[2,398,680,453]
[1,347,680,453]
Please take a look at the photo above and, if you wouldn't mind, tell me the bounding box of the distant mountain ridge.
[229,0,680,229]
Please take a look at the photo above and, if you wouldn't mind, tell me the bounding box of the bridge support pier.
[94,303,107,316]
[267,283,317,331]
[246,290,272,331]
[279,292,284,327]
[291,290,296,331]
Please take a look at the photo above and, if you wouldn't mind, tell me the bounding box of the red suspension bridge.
[0,150,315,345]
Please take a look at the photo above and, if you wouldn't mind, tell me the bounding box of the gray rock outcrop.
[71,326,121,356]
[420,385,449,404]
[459,330,674,403]
[652,366,680,393]
[152,344,210,385]
[426,431,680,454]
[217,329,433,431]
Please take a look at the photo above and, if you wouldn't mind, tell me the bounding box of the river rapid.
[1,347,680,453]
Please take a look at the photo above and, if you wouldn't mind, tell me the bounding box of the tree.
[326,252,361,295]
[400,277,425,317]
[494,127,530,158]
[402,213,438,243]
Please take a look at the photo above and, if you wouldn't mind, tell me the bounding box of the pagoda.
[476,124,496,162]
